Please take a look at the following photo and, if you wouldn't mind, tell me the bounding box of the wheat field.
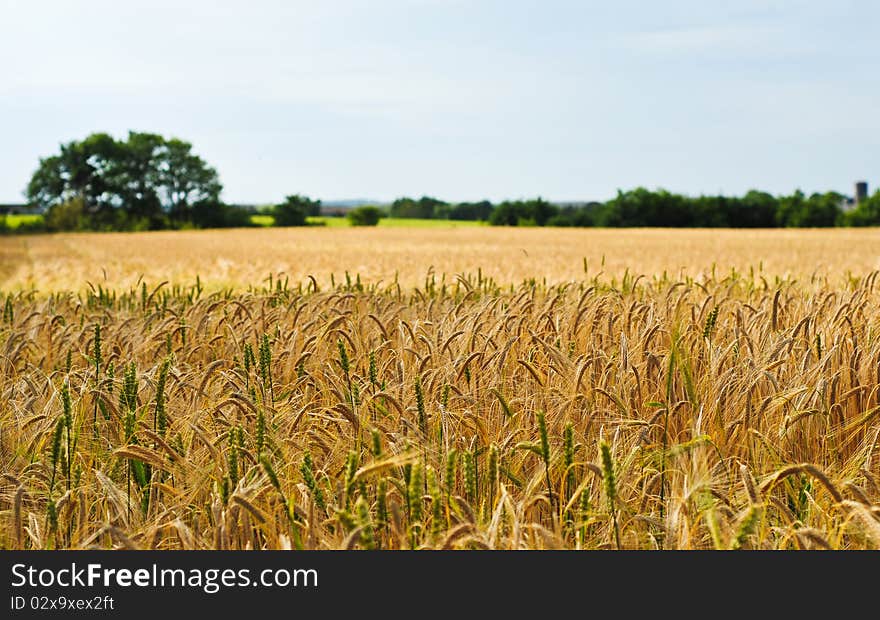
[3,227,880,292]
[1,228,879,550]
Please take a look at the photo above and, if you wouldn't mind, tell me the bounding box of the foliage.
[488,198,557,226]
[347,205,383,226]
[190,202,255,229]
[27,132,222,230]
[389,196,447,219]
[841,190,880,226]
[272,194,320,227]
[44,196,88,232]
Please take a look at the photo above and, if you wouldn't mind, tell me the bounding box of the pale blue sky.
[1,0,877,204]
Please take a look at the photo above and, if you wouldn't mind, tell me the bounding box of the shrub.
[190,202,254,229]
[273,195,319,226]
[45,197,87,232]
[347,206,383,227]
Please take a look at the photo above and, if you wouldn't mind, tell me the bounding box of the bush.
[189,202,254,229]
[273,195,319,226]
[347,206,383,226]
[45,197,87,232]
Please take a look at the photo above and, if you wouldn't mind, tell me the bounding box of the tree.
[448,200,494,221]
[26,132,222,229]
[389,196,447,219]
[347,205,383,226]
[189,202,254,229]
[160,138,224,221]
[774,190,840,228]
[273,194,319,226]
[734,190,778,228]
[488,198,558,226]
[488,201,527,226]
[842,190,880,226]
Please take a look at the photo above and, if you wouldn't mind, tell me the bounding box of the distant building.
[553,201,603,209]
[319,204,355,217]
[855,181,868,204]
[840,181,869,212]
[0,203,42,215]
[319,200,384,217]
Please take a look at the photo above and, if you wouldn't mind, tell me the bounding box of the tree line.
[390,189,880,227]
[7,132,879,232]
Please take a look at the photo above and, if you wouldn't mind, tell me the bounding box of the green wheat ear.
[427,466,442,537]
[368,349,377,386]
[337,339,350,376]
[354,496,376,550]
[537,410,554,509]
[3,295,13,324]
[563,422,574,497]
[370,428,382,457]
[93,323,102,374]
[579,486,590,522]
[600,439,621,549]
[487,444,498,502]
[414,378,427,436]
[703,306,719,340]
[463,450,476,504]
[537,410,550,463]
[243,342,254,374]
[344,450,359,508]
[408,461,423,523]
[300,453,326,513]
[600,441,617,505]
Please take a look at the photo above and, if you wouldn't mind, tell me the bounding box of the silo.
[855,181,868,204]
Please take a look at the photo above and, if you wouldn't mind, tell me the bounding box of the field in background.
[2,213,43,229]
[1,227,879,550]
[2,227,880,293]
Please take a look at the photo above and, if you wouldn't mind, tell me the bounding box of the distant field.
[1,213,484,230]
[2,213,43,229]
[249,214,274,226]
[2,226,879,293]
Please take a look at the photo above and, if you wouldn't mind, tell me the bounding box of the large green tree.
[27,131,222,229]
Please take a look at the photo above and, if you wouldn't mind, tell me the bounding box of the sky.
[1,0,878,204]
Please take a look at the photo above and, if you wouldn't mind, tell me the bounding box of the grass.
[2,213,43,229]
[249,214,274,227]
[1,256,879,550]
